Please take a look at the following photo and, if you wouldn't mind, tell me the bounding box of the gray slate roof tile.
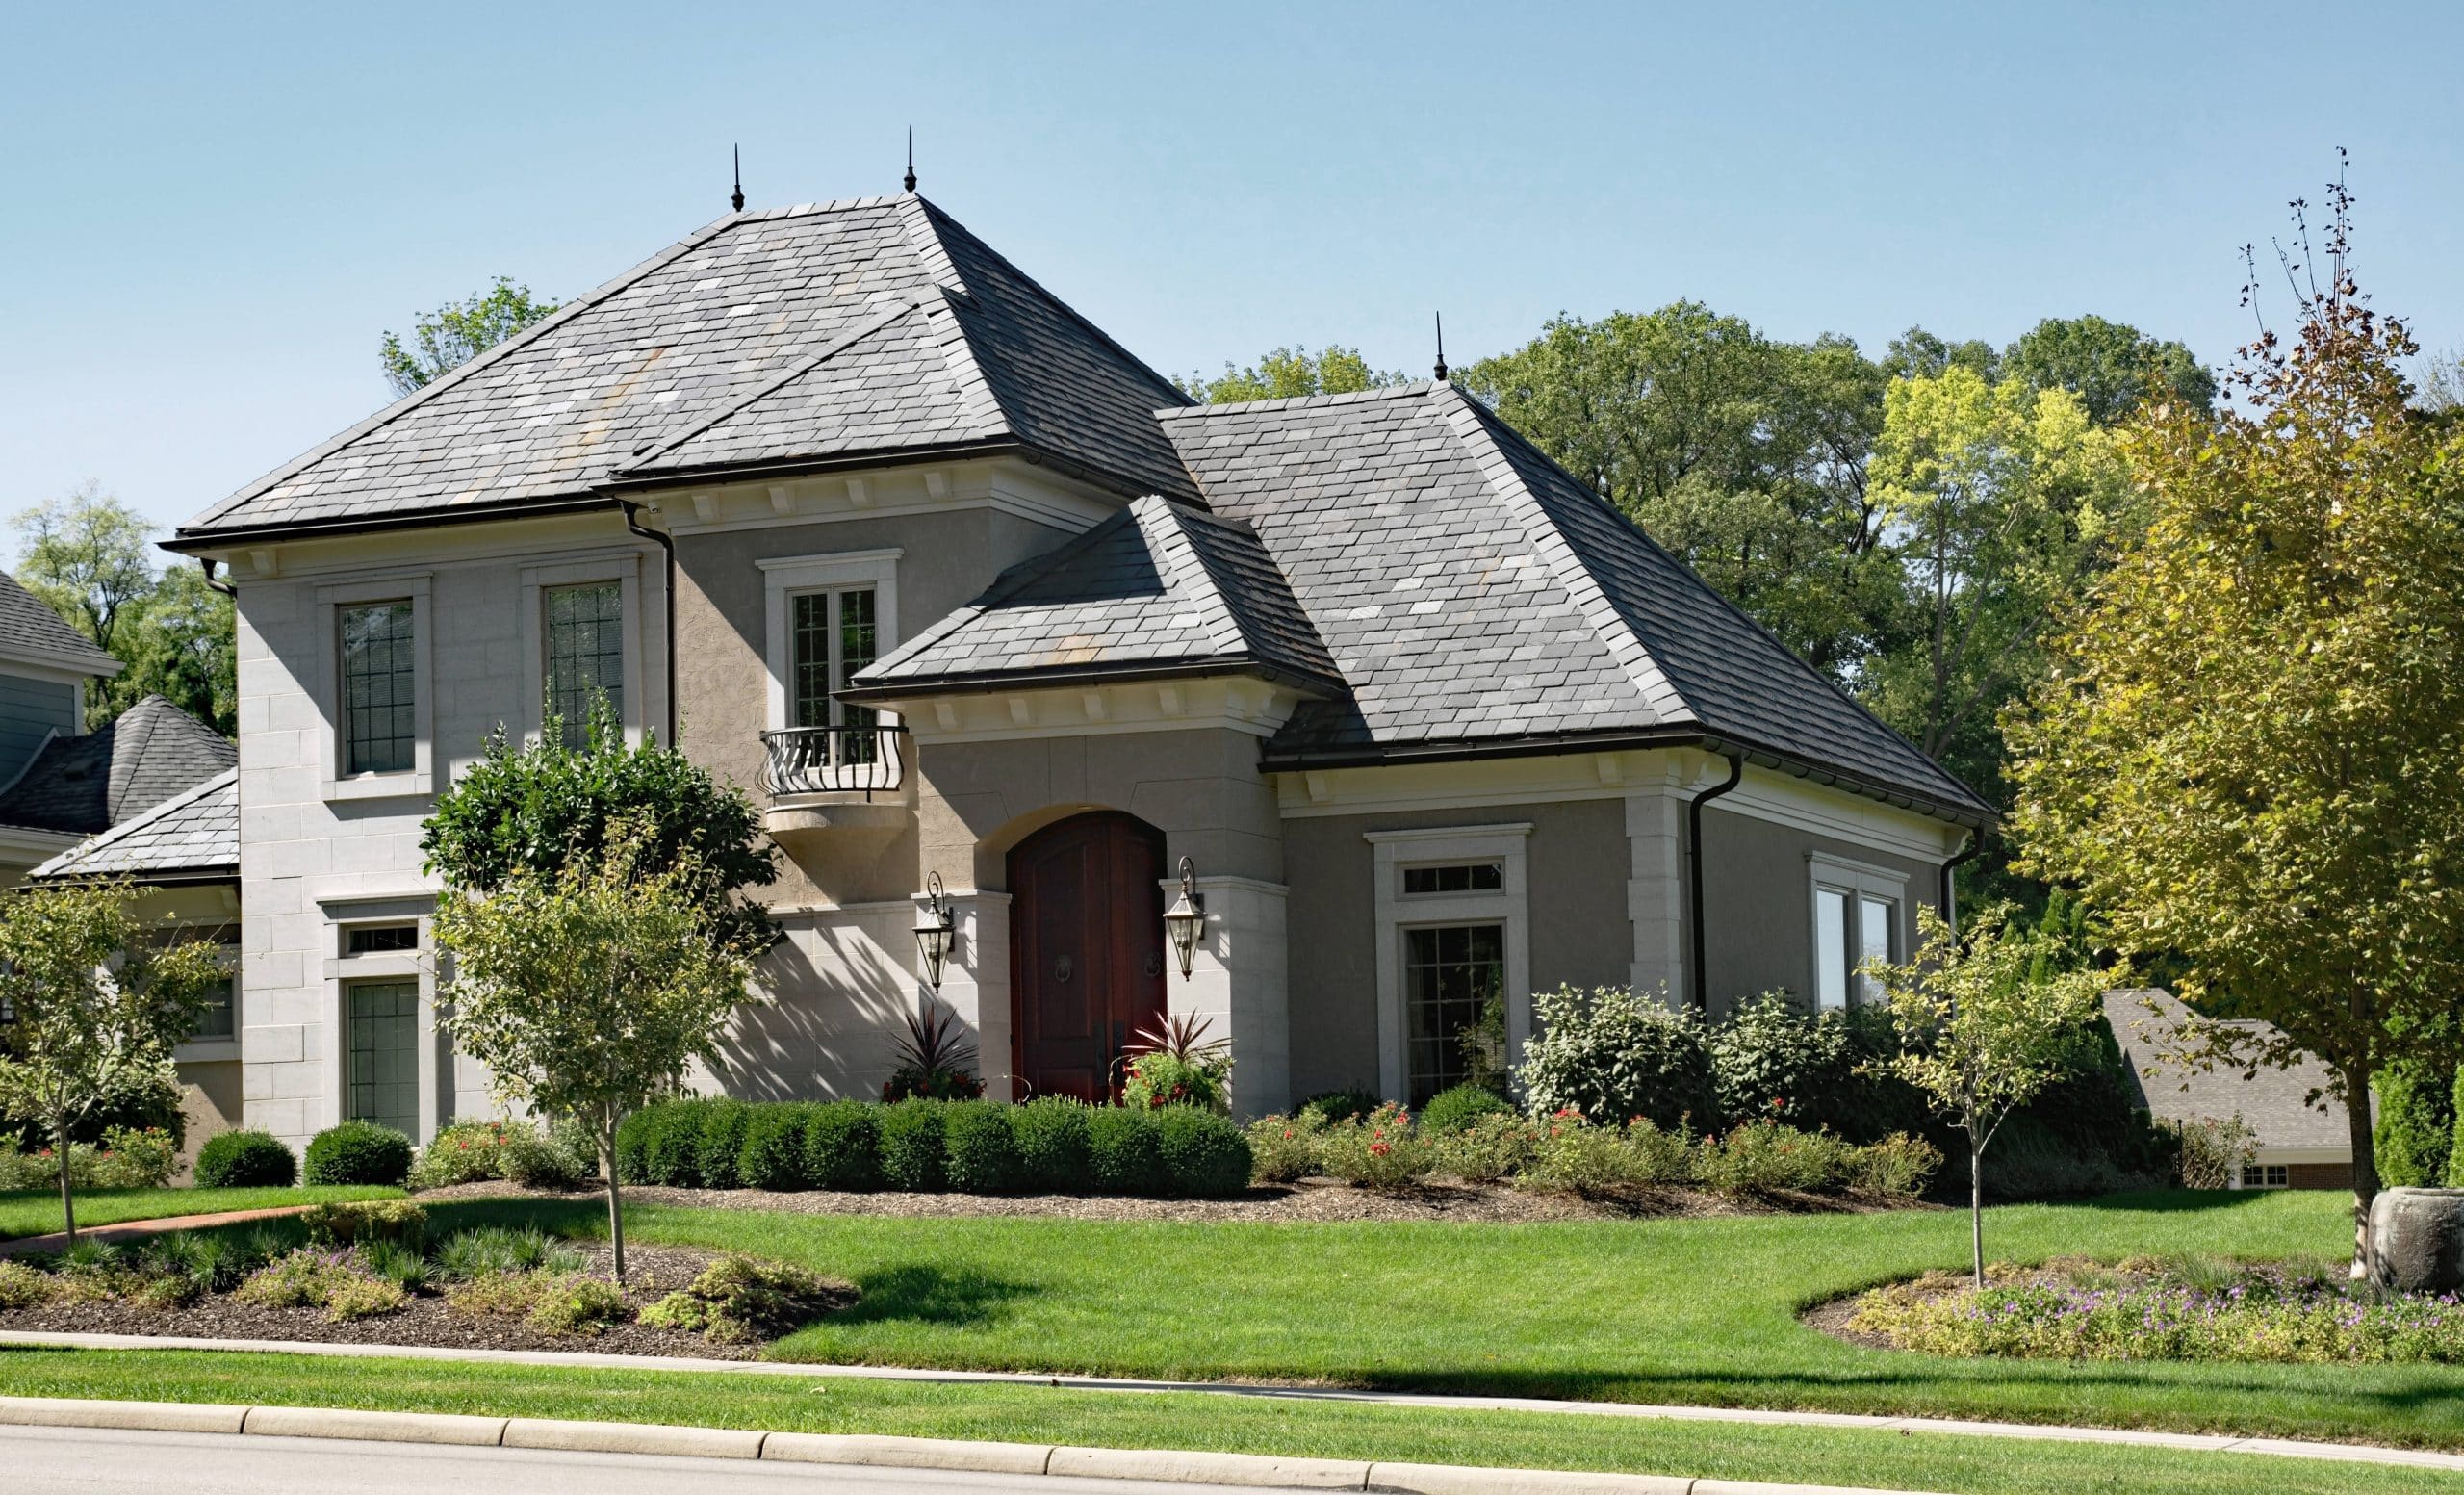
[31,767,237,881]
[0,571,120,675]
[0,695,237,837]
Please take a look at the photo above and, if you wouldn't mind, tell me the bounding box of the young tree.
[420,707,779,947]
[0,883,223,1243]
[432,828,758,1280]
[380,276,561,399]
[1867,905,2112,1286]
[1179,345,1405,404]
[2008,178,2464,1268]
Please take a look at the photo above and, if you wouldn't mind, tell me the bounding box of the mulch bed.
[0,1243,852,1361]
[425,1175,1931,1224]
[1798,1291,1899,1351]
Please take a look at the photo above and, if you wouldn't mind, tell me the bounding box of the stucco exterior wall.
[1696,803,1947,1018]
[1280,798,1630,1101]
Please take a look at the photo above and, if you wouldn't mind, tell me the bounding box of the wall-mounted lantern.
[1161,856,1206,980]
[913,871,955,992]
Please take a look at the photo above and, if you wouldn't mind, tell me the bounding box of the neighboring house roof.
[0,694,236,837]
[856,495,1342,696]
[2104,990,2365,1152]
[173,195,1194,544]
[0,571,120,677]
[30,767,237,882]
[1153,383,1988,818]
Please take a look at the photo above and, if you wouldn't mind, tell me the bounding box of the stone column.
[1163,874,1291,1120]
[932,889,1013,1101]
[1625,780,1688,1005]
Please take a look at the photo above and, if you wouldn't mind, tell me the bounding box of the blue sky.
[5,1,2459,541]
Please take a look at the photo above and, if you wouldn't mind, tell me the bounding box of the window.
[1403,923,1503,1104]
[790,587,879,731]
[346,924,418,955]
[1403,863,1502,896]
[340,601,416,775]
[761,549,901,738]
[1808,853,1907,1010]
[191,975,235,1042]
[544,581,623,743]
[347,981,420,1137]
[2241,1163,2290,1189]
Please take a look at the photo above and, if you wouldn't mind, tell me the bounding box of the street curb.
[0,1393,1956,1494]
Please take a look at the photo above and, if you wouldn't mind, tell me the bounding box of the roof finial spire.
[731,144,745,213]
[1432,311,1449,382]
[903,126,917,193]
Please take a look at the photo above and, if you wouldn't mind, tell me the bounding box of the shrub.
[2170,1114,2258,1190]
[301,1199,429,1249]
[1121,1051,1225,1112]
[1842,1132,1943,1199]
[1520,1113,1697,1194]
[325,1274,410,1322]
[1420,1083,1513,1138]
[0,1259,57,1309]
[1316,1102,1434,1189]
[1516,985,1714,1132]
[1244,1111,1325,1184]
[1980,1125,2142,1201]
[803,1101,884,1191]
[504,1126,588,1189]
[303,1121,414,1187]
[235,1248,364,1310]
[410,1121,519,1189]
[737,1103,816,1191]
[1699,1120,1849,1193]
[614,1106,659,1183]
[1298,1090,1381,1125]
[91,1125,179,1188]
[1011,1096,1094,1193]
[525,1274,630,1336]
[634,1098,707,1186]
[1709,992,1864,1134]
[2451,1067,2464,1188]
[194,1128,296,1188]
[1430,1112,1540,1183]
[877,1098,947,1192]
[1086,1105,1167,1195]
[641,1253,843,1344]
[1154,1105,1252,1198]
[942,1099,1023,1193]
[5,1067,186,1152]
[693,1100,753,1190]
[2374,1063,2456,1188]
[446,1269,549,1318]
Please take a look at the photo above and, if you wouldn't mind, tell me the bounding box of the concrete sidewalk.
[3,1329,2458,1476]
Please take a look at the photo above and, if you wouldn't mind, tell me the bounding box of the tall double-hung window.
[340,601,417,776]
[790,586,879,733]
[544,581,624,744]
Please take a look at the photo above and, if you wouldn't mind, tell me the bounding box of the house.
[161,188,1990,1148]
[0,570,133,881]
[2104,989,2368,1190]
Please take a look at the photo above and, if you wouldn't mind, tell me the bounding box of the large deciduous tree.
[0,883,223,1243]
[1180,345,1405,404]
[12,485,238,732]
[2009,187,2464,1266]
[2003,314,2217,425]
[379,276,560,399]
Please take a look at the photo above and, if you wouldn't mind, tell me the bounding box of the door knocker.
[1053,954,1073,983]
[1142,949,1164,979]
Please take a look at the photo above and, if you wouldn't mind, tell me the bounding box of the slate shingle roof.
[30,767,237,882]
[0,695,237,837]
[176,195,1194,541]
[0,571,119,675]
[857,496,1339,694]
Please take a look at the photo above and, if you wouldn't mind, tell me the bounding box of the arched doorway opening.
[1007,811,1168,1101]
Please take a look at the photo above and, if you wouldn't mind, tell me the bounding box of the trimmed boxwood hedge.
[303,1120,413,1186]
[613,1095,1250,1199]
[194,1127,296,1188]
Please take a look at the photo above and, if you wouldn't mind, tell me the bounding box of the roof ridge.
[1153,381,1441,420]
[855,500,1153,681]
[617,296,925,471]
[180,211,754,535]
[734,194,913,220]
[34,765,236,879]
[1429,385,1695,726]
[1138,499,1251,658]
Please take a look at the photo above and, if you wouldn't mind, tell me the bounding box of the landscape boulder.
[2366,1187,2464,1293]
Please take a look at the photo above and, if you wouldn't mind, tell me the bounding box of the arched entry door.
[1007,811,1168,1101]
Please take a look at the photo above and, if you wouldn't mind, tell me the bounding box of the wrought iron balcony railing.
[760,723,909,799]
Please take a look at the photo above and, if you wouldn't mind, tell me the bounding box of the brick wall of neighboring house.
[2287,1162,2354,1191]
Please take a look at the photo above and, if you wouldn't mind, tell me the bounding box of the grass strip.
[0,1187,402,1242]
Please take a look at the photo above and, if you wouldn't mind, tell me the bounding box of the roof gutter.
[1688,752,1744,1013]
[164,494,616,555]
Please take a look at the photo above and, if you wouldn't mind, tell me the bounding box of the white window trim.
[1367,823,1532,1103]
[320,894,442,1143]
[1808,851,1909,1010]
[316,573,434,802]
[517,552,645,746]
[173,945,243,1064]
[760,551,903,793]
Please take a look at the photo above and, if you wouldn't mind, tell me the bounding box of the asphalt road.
[6,1424,1212,1495]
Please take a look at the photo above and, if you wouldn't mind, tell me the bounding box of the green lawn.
[0,1186,402,1242]
[2,1345,2455,1495]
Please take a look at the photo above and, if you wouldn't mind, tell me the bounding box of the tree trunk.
[602,1125,626,1284]
[54,1121,77,1248]
[1970,1138,1986,1290]
[2343,1053,2380,1280]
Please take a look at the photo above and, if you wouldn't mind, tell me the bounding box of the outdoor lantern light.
[913,871,955,992]
[1161,856,1206,981]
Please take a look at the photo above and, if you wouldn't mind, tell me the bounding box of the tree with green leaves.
[433,826,758,1280]
[1883,326,2001,384]
[1867,905,2115,1286]
[11,484,237,732]
[0,882,223,1243]
[117,564,237,736]
[1179,345,1404,404]
[380,276,560,399]
[420,706,779,948]
[2003,314,2216,425]
[2009,185,2464,1267]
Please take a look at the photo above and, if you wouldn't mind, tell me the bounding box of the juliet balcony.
[758,723,914,855]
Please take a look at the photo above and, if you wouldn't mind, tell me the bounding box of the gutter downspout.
[1939,830,1984,936]
[199,558,236,598]
[613,499,680,748]
[1687,752,1745,1012]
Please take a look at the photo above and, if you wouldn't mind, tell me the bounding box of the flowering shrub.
[1121,1051,1226,1113]
[1840,1132,1942,1199]
[2170,1114,2258,1190]
[1519,1111,1698,1193]
[1245,1110,1327,1183]
[409,1121,519,1188]
[1315,1103,1435,1188]
[0,1127,178,1190]
[1515,985,1715,1131]
[1698,1118,1850,1193]
[1849,1258,2464,1364]
[1428,1111,1540,1183]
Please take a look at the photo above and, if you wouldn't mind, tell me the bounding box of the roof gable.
[0,694,236,837]
[0,571,120,676]
[31,766,237,882]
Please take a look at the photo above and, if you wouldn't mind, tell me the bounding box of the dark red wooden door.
[1008,812,1168,1102]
